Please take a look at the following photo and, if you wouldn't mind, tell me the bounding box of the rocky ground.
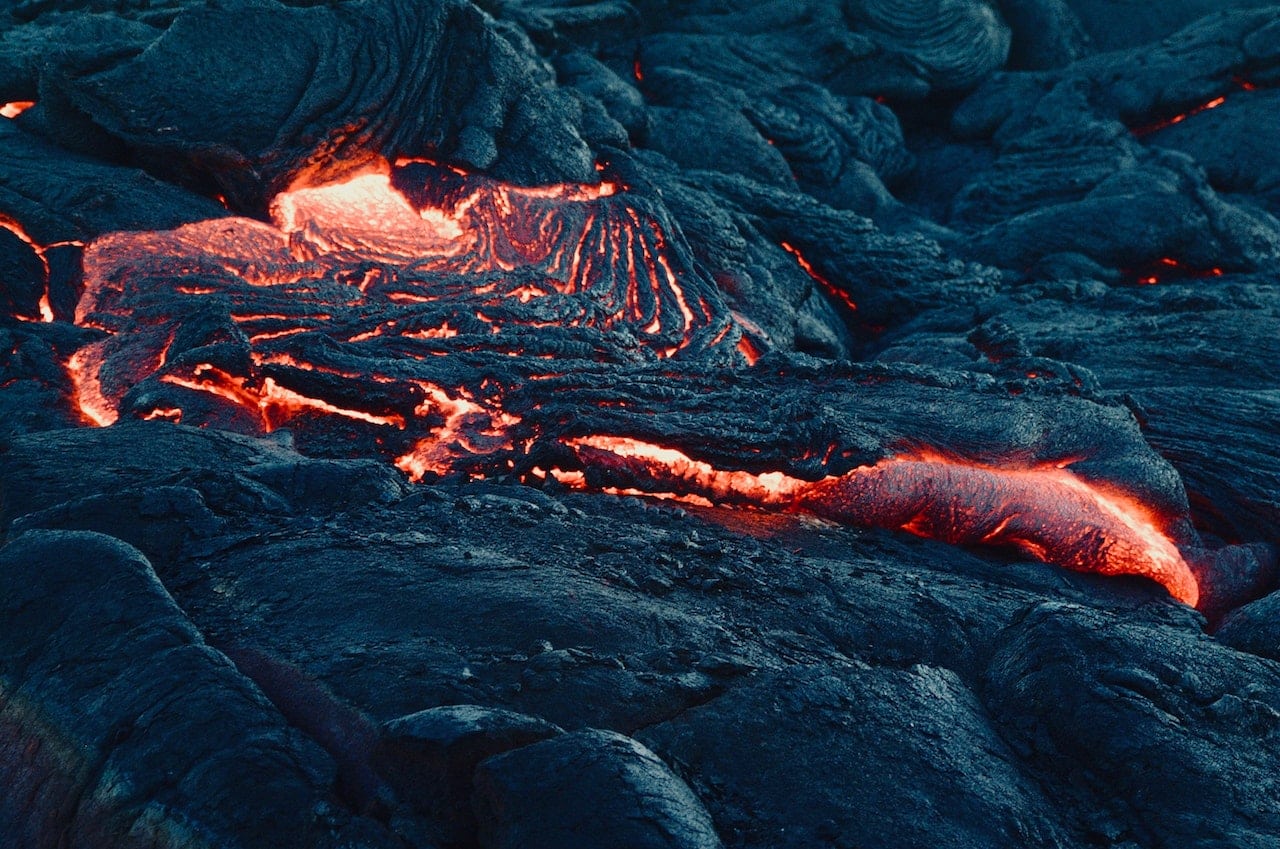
[1,1,1280,847]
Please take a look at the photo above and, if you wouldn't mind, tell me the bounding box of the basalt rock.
[0,530,398,849]
[472,728,723,849]
[1,0,1279,846]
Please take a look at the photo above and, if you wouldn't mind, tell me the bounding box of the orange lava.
[552,437,1199,607]
[80,157,713,360]
[781,241,857,312]
[1131,78,1263,137]
[0,215,81,323]
[8,153,1207,610]
[0,101,34,119]
[66,345,117,427]
[394,383,518,481]
[1133,257,1224,286]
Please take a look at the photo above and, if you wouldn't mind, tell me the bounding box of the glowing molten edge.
[545,437,1199,608]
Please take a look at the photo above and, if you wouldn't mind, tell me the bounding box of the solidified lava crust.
[1,1,1280,848]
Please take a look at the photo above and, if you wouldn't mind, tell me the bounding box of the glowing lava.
[550,438,1199,607]
[3,154,1222,611]
[1131,78,1262,137]
[0,214,81,323]
[781,241,857,313]
[1132,256,1224,286]
[0,101,33,119]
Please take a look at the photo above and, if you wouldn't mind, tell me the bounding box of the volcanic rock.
[0,0,1279,846]
[472,728,723,849]
[374,705,563,844]
[0,530,397,849]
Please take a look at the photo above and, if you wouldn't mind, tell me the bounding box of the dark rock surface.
[473,728,722,849]
[0,0,1279,847]
[0,530,398,848]
[375,705,562,843]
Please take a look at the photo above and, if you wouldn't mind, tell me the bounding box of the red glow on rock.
[67,345,117,427]
[70,155,729,436]
[800,451,1197,607]
[0,101,34,119]
[1132,78,1265,137]
[1133,96,1224,135]
[552,437,1199,607]
[1129,256,1225,285]
[0,214,82,323]
[15,149,1212,610]
[142,407,184,423]
[780,241,857,313]
[395,382,517,481]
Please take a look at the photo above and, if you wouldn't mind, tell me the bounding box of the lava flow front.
[547,437,1199,607]
[13,154,1224,610]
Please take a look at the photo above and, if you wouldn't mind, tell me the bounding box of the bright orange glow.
[260,378,406,429]
[394,382,518,481]
[142,407,183,423]
[554,437,1199,607]
[403,323,459,339]
[153,363,407,432]
[0,214,78,323]
[81,156,707,357]
[1132,82,1254,137]
[805,453,1197,606]
[563,435,806,505]
[1131,256,1227,285]
[33,152,1212,610]
[0,101,34,119]
[66,345,117,427]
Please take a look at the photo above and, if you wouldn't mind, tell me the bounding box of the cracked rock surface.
[1,1,1279,847]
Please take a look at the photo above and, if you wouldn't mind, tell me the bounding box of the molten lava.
[781,241,857,313]
[0,101,33,119]
[1131,256,1224,286]
[1130,78,1262,137]
[3,153,1223,610]
[0,215,80,323]
[550,438,1199,607]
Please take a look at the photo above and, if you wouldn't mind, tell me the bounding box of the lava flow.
[9,152,1224,610]
[546,437,1199,606]
[70,156,739,438]
[1130,77,1261,137]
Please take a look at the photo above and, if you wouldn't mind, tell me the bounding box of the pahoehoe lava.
[1,1,1280,848]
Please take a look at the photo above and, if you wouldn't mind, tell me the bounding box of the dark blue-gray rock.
[473,728,722,849]
[374,704,562,844]
[32,0,598,209]
[639,665,1073,849]
[985,600,1280,848]
[0,530,398,848]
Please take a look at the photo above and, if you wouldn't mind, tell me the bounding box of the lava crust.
[1,1,1280,847]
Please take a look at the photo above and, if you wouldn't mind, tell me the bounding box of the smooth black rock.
[374,704,563,844]
[473,728,722,849]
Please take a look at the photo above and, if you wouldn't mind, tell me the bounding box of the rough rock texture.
[0,530,398,848]
[1,0,1279,847]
